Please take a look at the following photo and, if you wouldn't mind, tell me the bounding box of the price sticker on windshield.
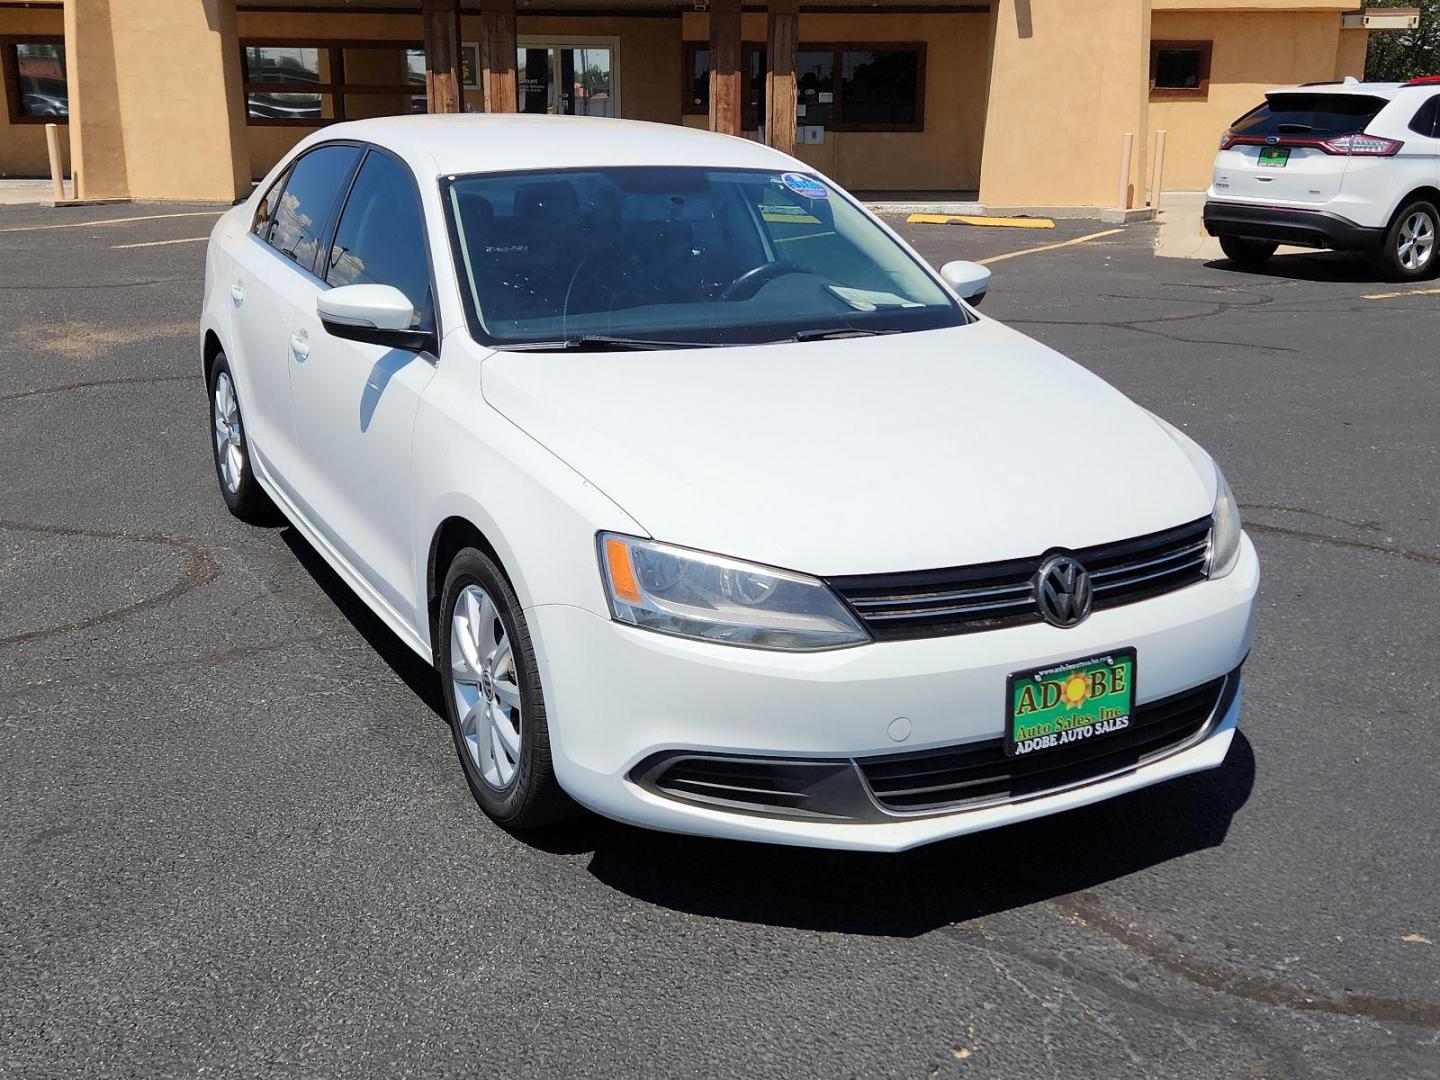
[781,173,829,200]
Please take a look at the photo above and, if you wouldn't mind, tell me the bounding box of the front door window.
[517,43,616,117]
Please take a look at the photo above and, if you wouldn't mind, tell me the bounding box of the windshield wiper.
[505,335,713,352]
[789,327,903,343]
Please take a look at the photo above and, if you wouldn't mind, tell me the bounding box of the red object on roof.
[1403,75,1440,86]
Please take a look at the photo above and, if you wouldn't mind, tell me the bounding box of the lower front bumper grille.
[629,667,1240,823]
[858,673,1234,814]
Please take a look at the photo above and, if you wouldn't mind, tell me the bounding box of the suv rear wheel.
[1218,236,1278,267]
[1377,200,1438,281]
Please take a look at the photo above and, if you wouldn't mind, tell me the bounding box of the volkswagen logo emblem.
[1034,554,1093,629]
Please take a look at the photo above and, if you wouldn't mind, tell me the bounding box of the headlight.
[598,533,870,651]
[1208,464,1242,579]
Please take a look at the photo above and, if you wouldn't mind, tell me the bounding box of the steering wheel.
[720,260,807,302]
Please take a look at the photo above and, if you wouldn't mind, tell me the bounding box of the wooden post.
[422,0,462,113]
[765,0,799,154]
[1115,131,1134,210]
[708,0,742,137]
[45,123,67,203]
[480,0,518,113]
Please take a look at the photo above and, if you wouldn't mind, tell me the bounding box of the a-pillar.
[422,0,462,113]
[708,0,741,137]
[65,0,248,201]
[765,0,798,154]
[979,0,1151,209]
[479,0,518,112]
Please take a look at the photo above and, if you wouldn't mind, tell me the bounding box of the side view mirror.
[317,284,432,351]
[939,260,992,307]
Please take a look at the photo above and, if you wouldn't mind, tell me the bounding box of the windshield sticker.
[781,172,829,200]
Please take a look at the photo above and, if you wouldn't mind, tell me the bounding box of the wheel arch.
[202,329,225,388]
[426,516,508,662]
[1388,186,1440,226]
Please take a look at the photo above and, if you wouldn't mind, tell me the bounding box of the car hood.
[480,322,1215,576]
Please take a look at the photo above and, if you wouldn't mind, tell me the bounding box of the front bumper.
[1203,200,1383,251]
[529,535,1259,852]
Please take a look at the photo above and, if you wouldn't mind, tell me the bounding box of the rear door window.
[1230,94,1389,139]
[266,144,362,274]
[325,149,435,331]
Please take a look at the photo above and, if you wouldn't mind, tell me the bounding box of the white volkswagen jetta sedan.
[201,115,1258,851]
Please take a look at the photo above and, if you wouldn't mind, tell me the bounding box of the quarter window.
[1409,95,1440,138]
[326,150,434,330]
[1150,41,1212,100]
[252,166,291,240]
[3,37,69,123]
[265,144,362,272]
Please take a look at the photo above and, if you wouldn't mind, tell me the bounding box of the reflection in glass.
[14,43,68,117]
[841,50,919,125]
[244,46,323,84]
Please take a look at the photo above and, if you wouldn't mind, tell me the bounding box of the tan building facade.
[0,0,1378,208]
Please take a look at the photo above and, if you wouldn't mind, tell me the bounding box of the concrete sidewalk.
[1153,189,1310,261]
[0,180,60,206]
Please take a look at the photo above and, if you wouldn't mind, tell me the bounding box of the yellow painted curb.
[905,213,1056,229]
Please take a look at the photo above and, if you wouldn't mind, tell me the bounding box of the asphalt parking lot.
[2,203,1438,1079]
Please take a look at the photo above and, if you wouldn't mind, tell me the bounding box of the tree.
[1366,0,1440,81]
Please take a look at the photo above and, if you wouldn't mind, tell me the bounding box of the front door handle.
[230,280,245,304]
[289,329,310,360]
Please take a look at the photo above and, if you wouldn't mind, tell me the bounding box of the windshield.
[1231,93,1389,138]
[443,167,965,348]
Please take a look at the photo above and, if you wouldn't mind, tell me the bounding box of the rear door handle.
[289,329,310,360]
[230,280,245,304]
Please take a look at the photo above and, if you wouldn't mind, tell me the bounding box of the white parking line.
[0,210,222,234]
[112,236,210,250]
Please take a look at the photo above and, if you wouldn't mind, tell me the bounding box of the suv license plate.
[1258,146,1291,168]
[1005,650,1137,758]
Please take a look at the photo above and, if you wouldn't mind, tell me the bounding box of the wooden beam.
[480,0,518,113]
[765,0,798,154]
[421,0,461,113]
[708,0,741,137]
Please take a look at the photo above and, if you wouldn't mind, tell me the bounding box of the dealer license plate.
[1005,650,1137,758]
[1258,146,1290,168]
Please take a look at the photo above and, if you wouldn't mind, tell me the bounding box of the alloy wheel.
[1397,211,1435,272]
[212,371,245,494]
[450,584,523,789]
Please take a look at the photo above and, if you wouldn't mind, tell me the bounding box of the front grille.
[828,517,1212,641]
[857,672,1234,814]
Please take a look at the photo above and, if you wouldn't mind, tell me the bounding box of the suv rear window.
[1231,93,1388,139]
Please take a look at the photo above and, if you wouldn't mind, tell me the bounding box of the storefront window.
[5,39,69,122]
[241,41,428,124]
[680,41,924,132]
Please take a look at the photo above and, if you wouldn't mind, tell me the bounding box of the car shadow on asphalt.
[532,737,1256,937]
[278,525,447,722]
[1206,251,1398,284]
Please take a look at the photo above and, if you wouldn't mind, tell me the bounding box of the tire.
[438,547,571,829]
[1218,235,1278,267]
[1375,200,1439,281]
[207,352,276,522]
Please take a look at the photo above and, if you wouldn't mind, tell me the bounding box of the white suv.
[1205,77,1440,278]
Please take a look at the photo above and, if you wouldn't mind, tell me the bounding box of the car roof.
[309,114,801,177]
[1264,80,1415,101]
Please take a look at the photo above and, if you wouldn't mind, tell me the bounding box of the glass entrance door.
[516,42,617,117]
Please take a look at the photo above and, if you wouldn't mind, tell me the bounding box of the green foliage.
[1366,0,1440,81]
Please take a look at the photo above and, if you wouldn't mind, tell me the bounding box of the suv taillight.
[1317,133,1403,156]
[1219,130,1238,150]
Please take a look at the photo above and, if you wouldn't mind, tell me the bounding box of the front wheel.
[438,547,571,829]
[1376,200,1439,281]
[1218,235,1278,267]
[208,353,275,522]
